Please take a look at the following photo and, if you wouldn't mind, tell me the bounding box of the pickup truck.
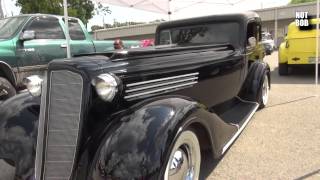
[0,14,138,100]
[0,12,270,180]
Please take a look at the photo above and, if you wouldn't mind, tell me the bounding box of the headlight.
[23,75,43,96]
[92,73,118,102]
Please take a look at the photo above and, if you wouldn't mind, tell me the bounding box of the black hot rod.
[0,12,270,180]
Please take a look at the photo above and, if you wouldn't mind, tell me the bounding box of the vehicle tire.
[257,74,269,109]
[278,63,288,75]
[0,77,16,100]
[3,158,15,167]
[164,130,201,180]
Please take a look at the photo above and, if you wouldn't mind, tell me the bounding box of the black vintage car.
[0,12,270,180]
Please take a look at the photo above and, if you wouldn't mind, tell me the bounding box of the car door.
[67,19,95,56]
[17,16,67,76]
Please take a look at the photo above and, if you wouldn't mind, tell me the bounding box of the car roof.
[5,14,79,21]
[156,11,260,30]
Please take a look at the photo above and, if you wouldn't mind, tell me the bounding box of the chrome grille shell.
[36,70,84,180]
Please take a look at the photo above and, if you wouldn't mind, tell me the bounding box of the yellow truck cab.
[278,18,319,75]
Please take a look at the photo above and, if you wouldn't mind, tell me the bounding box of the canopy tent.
[62,0,320,85]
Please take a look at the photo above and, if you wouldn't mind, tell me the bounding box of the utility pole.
[0,0,4,18]
[274,7,278,49]
[316,0,319,85]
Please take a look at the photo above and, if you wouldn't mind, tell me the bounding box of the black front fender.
[88,97,201,179]
[239,60,271,102]
[0,93,40,179]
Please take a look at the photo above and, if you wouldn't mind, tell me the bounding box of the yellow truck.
[278,18,319,75]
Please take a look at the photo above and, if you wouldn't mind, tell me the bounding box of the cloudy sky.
[2,0,291,30]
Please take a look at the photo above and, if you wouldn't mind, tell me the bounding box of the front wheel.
[164,130,201,180]
[0,77,16,100]
[258,74,269,109]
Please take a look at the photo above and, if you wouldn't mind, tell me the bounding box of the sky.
[1,0,291,31]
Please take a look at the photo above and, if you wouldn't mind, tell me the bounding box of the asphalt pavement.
[1,52,319,180]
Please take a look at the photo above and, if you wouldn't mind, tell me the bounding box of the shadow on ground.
[199,150,221,180]
[271,66,319,85]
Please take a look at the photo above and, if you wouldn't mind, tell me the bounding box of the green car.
[0,14,139,100]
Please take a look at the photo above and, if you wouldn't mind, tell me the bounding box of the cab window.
[26,17,65,39]
[68,20,86,40]
[247,21,261,44]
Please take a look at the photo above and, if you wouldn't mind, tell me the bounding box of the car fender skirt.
[0,93,40,179]
[87,97,233,179]
[239,61,270,102]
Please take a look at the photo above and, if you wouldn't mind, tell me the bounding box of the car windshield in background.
[159,22,240,47]
[0,16,28,39]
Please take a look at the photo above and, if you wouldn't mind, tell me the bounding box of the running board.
[214,97,259,154]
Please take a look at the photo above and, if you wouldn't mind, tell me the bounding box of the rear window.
[299,24,317,31]
[158,22,240,47]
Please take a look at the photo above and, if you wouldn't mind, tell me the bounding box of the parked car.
[278,18,319,75]
[262,31,275,50]
[0,12,270,180]
[0,14,139,100]
[262,41,274,55]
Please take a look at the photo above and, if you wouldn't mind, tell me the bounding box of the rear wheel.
[164,130,201,180]
[278,63,288,75]
[258,74,269,109]
[0,77,16,100]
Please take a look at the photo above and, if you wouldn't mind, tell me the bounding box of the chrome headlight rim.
[92,73,119,102]
[23,75,43,97]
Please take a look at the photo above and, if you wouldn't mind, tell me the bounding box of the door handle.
[60,44,67,48]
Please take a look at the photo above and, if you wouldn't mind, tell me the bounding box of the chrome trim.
[35,74,47,180]
[125,81,197,99]
[43,70,83,180]
[126,72,199,87]
[126,77,198,93]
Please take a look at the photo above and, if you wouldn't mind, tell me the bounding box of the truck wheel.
[164,130,201,180]
[258,74,269,109]
[0,77,16,100]
[278,63,288,75]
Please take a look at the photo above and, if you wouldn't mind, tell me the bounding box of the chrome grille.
[124,72,199,100]
[43,70,83,180]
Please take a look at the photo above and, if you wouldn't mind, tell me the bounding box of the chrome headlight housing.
[92,73,118,102]
[23,75,43,96]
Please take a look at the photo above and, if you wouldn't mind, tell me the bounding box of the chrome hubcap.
[165,130,201,180]
[168,146,194,180]
[262,75,269,105]
[0,89,8,97]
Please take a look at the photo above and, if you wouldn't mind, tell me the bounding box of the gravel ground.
[1,52,319,180]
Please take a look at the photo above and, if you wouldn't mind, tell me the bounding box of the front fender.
[278,42,288,64]
[239,61,271,102]
[88,97,198,179]
[0,93,40,179]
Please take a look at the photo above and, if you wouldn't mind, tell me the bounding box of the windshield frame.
[157,21,241,48]
[0,16,30,40]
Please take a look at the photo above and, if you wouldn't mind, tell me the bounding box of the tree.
[290,0,316,4]
[16,0,95,24]
[95,2,111,28]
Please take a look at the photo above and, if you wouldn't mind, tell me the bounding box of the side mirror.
[20,30,35,41]
[248,37,257,48]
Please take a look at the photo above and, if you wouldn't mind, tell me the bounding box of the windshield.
[158,22,240,48]
[0,16,28,39]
